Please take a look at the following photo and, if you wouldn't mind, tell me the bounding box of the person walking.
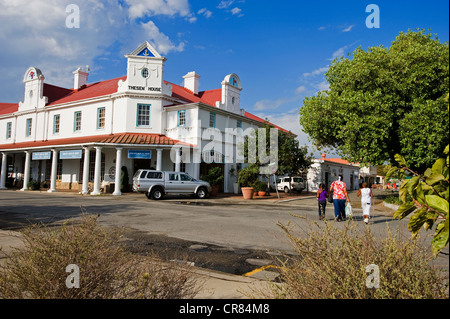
[357,182,373,224]
[316,183,328,220]
[330,175,350,221]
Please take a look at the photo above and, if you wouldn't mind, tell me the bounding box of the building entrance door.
[133,159,152,175]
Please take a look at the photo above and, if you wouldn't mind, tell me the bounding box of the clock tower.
[118,41,171,95]
[18,67,48,111]
[217,73,242,114]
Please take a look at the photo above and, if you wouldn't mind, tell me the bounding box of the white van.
[273,176,305,193]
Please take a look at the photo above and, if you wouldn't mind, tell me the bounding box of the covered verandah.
[0,133,191,195]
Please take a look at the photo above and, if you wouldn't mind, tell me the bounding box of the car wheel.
[284,186,289,193]
[297,189,303,194]
[196,187,208,199]
[150,187,164,200]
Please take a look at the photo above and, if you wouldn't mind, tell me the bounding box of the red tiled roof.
[46,76,127,106]
[0,133,190,150]
[319,158,358,166]
[167,81,221,107]
[0,103,19,115]
[1,76,290,134]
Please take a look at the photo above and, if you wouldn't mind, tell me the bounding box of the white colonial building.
[0,42,287,195]
[306,154,360,192]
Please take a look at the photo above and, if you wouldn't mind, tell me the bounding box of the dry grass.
[258,220,448,299]
[0,214,200,299]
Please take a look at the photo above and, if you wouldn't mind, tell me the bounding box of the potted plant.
[203,167,224,197]
[255,181,267,196]
[238,164,259,199]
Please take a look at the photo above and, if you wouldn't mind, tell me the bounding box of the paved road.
[0,189,401,254]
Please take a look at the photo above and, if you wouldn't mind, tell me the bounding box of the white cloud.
[302,66,328,77]
[295,85,307,94]
[318,26,326,31]
[253,96,299,111]
[231,7,242,15]
[125,0,192,20]
[342,24,355,32]
[217,0,235,9]
[142,21,185,54]
[198,8,212,18]
[315,81,330,91]
[0,0,191,102]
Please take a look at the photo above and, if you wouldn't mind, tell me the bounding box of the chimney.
[183,71,200,95]
[73,67,89,90]
[321,153,326,160]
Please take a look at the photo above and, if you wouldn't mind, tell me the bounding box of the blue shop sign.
[32,151,51,160]
[128,150,151,159]
[60,150,82,159]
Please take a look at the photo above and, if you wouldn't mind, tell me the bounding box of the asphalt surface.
[0,188,448,276]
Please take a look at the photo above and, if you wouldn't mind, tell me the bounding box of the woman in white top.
[357,182,373,224]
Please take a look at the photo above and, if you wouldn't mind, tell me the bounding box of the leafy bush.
[237,164,259,187]
[384,195,402,205]
[257,221,448,299]
[386,144,449,256]
[202,167,224,186]
[0,215,200,299]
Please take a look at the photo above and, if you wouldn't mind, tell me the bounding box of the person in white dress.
[357,182,373,224]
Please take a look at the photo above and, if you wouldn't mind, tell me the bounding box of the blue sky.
[0,0,448,156]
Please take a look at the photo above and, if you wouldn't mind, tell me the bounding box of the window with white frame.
[74,111,82,132]
[209,112,216,128]
[137,104,151,126]
[97,107,105,129]
[53,114,60,134]
[6,122,12,139]
[178,110,186,127]
[236,120,242,128]
[26,118,32,137]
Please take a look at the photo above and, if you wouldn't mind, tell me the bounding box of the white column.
[175,148,181,172]
[113,147,122,196]
[20,151,31,191]
[0,152,7,190]
[48,149,58,192]
[156,148,163,171]
[91,146,102,195]
[81,147,90,194]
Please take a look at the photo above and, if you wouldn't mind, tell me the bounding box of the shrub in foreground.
[0,215,200,299]
[262,221,448,299]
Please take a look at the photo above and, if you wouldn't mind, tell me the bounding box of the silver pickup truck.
[132,169,211,200]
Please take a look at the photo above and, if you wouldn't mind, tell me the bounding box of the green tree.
[242,122,312,177]
[300,29,449,173]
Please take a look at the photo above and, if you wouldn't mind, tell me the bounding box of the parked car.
[132,169,211,200]
[274,176,305,193]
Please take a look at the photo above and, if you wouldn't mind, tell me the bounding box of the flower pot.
[241,187,254,199]
[258,191,266,196]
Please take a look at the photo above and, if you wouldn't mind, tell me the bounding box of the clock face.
[27,71,36,80]
[229,76,239,88]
